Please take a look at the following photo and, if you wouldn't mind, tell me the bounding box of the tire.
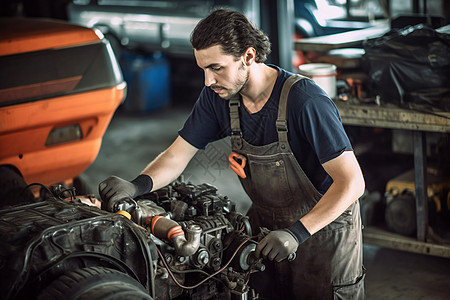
[38,267,152,300]
[385,194,416,236]
[0,165,34,207]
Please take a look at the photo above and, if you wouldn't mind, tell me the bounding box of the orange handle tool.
[229,152,247,179]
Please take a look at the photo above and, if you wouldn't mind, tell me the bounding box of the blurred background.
[1,1,450,299]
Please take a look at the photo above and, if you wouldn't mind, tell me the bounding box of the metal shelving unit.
[335,100,450,258]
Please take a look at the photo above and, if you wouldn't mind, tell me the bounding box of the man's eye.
[212,66,221,71]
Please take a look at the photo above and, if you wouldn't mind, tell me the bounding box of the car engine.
[0,178,264,300]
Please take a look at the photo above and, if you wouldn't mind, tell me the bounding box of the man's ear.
[243,47,256,66]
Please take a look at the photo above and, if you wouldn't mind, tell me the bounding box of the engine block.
[0,179,263,300]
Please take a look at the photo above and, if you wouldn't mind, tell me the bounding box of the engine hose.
[150,216,184,240]
[149,216,201,257]
[116,210,132,219]
[156,235,257,290]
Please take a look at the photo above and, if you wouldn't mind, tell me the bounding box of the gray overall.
[229,75,365,299]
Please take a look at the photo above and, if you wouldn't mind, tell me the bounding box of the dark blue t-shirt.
[179,65,352,194]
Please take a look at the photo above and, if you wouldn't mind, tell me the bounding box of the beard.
[211,64,249,100]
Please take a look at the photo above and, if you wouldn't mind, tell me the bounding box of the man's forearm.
[300,150,365,235]
[300,181,363,235]
[141,136,198,191]
[141,152,186,191]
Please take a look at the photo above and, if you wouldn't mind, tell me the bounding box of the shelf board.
[363,226,450,258]
[336,101,450,133]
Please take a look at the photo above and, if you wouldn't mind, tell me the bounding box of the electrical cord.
[156,235,257,290]
[56,186,76,201]
[19,183,53,201]
[22,183,77,201]
[165,265,227,287]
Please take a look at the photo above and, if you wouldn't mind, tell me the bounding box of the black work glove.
[99,174,152,212]
[255,220,311,262]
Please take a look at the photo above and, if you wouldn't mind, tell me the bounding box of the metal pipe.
[172,224,202,257]
[151,216,202,257]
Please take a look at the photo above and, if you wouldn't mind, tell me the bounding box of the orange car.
[0,18,126,202]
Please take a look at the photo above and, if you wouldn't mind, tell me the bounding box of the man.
[99,9,366,299]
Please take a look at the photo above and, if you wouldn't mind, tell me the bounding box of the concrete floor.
[82,100,450,300]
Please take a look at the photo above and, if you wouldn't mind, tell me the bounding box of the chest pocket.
[246,153,295,208]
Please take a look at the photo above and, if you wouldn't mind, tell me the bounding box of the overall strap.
[229,93,243,150]
[277,74,308,151]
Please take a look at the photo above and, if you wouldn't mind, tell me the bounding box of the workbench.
[335,100,450,258]
[295,22,450,258]
[294,21,390,52]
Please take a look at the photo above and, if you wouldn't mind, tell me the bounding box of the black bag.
[362,24,450,111]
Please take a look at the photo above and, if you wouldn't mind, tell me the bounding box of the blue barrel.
[120,51,171,113]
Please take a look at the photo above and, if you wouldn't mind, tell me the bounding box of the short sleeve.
[287,79,352,165]
[299,93,352,164]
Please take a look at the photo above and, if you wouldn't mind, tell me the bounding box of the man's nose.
[204,70,216,87]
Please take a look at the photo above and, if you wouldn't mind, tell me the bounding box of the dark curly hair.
[190,9,271,63]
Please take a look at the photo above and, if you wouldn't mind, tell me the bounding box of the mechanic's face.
[194,45,249,100]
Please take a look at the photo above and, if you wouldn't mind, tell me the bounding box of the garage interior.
[1,0,450,299]
[84,96,450,299]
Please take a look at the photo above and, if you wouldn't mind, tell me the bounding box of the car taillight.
[45,124,82,146]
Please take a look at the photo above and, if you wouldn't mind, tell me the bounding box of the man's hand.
[255,230,299,262]
[99,175,152,211]
[255,220,311,262]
